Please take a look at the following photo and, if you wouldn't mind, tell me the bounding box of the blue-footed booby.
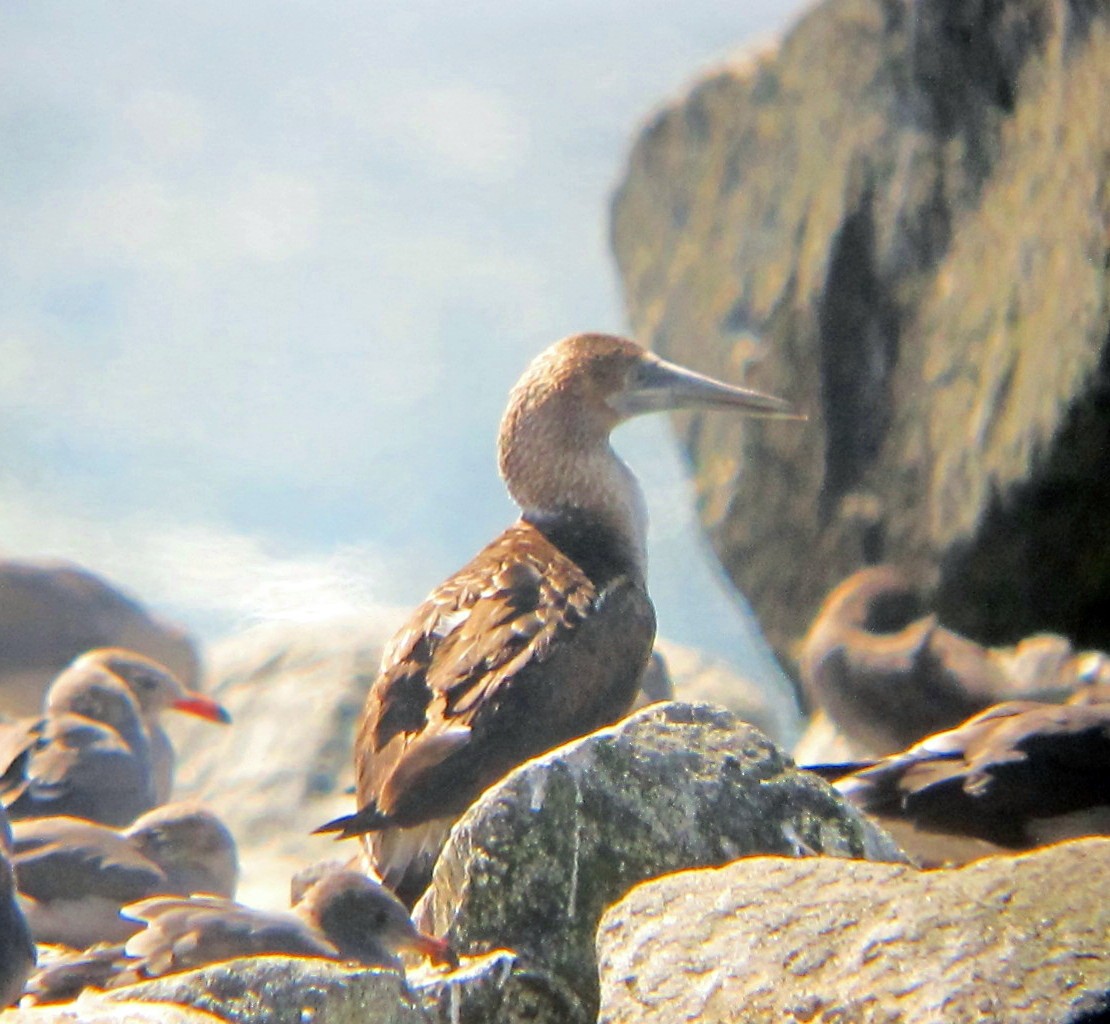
[316,332,798,904]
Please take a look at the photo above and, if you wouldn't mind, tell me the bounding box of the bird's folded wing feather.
[360,523,596,811]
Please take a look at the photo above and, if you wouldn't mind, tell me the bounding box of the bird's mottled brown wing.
[837,699,1110,846]
[11,818,166,905]
[352,520,653,827]
[123,896,335,977]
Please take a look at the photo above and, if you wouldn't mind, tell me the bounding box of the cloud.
[0,476,406,638]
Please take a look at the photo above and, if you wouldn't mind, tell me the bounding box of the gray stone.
[409,951,583,1024]
[1,998,221,1023]
[597,838,1110,1024]
[611,0,1110,669]
[415,701,905,1021]
[102,957,424,1024]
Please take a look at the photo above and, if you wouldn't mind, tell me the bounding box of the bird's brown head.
[126,801,240,899]
[299,870,457,969]
[76,648,231,725]
[498,333,798,543]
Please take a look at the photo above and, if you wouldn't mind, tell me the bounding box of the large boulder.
[0,560,199,716]
[414,701,905,1023]
[611,0,1110,670]
[597,838,1110,1024]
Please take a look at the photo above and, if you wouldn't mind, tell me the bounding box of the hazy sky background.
[1,2,810,692]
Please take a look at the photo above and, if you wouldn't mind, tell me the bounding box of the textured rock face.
[102,958,423,1024]
[611,0,1110,668]
[597,838,1110,1024]
[0,560,199,716]
[2,1000,222,1023]
[414,702,904,1023]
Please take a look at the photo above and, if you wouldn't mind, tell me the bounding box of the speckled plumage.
[318,333,795,904]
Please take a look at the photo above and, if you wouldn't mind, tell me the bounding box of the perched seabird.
[0,650,229,826]
[0,671,155,827]
[48,648,230,804]
[0,840,35,1008]
[11,801,238,948]
[122,870,456,979]
[316,332,796,904]
[825,686,1110,866]
[798,565,1104,757]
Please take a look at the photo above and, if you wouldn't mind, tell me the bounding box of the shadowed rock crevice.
[936,335,1110,646]
[817,184,900,521]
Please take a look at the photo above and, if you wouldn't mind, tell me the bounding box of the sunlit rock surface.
[597,838,1110,1024]
[415,701,905,1022]
[612,0,1110,669]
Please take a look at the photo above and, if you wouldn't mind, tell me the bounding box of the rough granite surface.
[597,838,1110,1024]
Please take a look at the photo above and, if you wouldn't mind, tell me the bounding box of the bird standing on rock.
[316,332,798,904]
[122,869,455,978]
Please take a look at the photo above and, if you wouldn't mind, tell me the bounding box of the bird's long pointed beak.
[611,353,803,420]
[171,693,232,724]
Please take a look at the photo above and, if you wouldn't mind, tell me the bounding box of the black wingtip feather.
[312,805,391,839]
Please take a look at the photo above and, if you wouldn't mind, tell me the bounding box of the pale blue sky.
[1,2,809,700]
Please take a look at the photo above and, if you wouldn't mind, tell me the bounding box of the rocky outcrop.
[0,561,199,716]
[597,838,1110,1024]
[612,0,1110,669]
[414,701,905,1023]
[100,959,422,1024]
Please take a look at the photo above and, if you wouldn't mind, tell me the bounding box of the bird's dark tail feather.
[312,805,392,838]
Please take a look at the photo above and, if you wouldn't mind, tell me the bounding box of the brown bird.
[11,801,238,948]
[316,333,797,904]
[122,869,455,980]
[0,651,230,826]
[48,649,230,804]
[0,840,35,1008]
[798,565,1105,757]
[0,671,155,827]
[825,686,1110,866]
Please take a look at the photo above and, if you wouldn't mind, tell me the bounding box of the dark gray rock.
[102,957,424,1024]
[409,951,583,1024]
[597,838,1110,1024]
[414,701,905,1022]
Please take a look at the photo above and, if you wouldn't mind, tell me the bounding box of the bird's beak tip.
[172,694,232,724]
